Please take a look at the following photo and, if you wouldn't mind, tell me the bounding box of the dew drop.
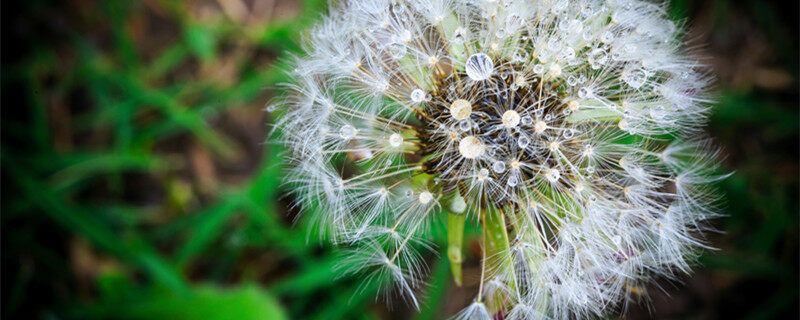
[388,42,407,59]
[618,119,630,131]
[562,47,576,60]
[547,38,562,51]
[465,53,494,81]
[507,176,519,187]
[392,4,405,15]
[568,19,583,34]
[505,14,522,29]
[548,64,562,77]
[567,76,578,86]
[512,50,528,62]
[418,191,433,204]
[588,48,608,70]
[533,64,544,74]
[601,30,615,43]
[410,89,426,102]
[478,168,490,180]
[452,27,467,43]
[545,169,560,182]
[459,119,472,131]
[495,27,507,38]
[558,19,570,31]
[582,30,594,41]
[492,161,506,173]
[389,133,403,147]
[450,195,466,213]
[339,125,357,140]
[521,115,533,126]
[397,29,412,43]
[517,136,530,148]
[622,66,648,89]
[578,87,592,98]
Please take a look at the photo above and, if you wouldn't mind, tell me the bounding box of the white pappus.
[272,0,726,319]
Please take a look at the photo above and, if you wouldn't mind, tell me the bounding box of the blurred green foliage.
[1,0,797,319]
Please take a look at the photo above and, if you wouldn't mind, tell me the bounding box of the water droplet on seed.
[419,191,433,204]
[521,115,533,126]
[339,125,357,140]
[465,53,494,81]
[459,119,471,131]
[410,89,426,102]
[507,176,519,187]
[545,169,560,182]
[517,136,530,148]
[622,66,648,89]
[588,48,608,70]
[492,161,506,173]
[478,168,489,180]
[389,133,403,147]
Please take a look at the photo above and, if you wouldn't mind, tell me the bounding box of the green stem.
[446,212,465,287]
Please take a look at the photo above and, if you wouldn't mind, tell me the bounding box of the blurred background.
[1,0,797,319]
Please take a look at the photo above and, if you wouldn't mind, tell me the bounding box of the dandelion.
[274,0,725,318]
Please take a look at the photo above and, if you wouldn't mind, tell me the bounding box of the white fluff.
[274,0,724,318]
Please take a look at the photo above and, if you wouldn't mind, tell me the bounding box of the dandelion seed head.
[275,0,725,318]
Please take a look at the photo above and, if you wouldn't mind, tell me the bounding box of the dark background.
[2,0,798,319]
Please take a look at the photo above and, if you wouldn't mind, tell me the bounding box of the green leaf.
[126,285,287,320]
[4,158,188,292]
[184,24,216,61]
[82,284,288,320]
